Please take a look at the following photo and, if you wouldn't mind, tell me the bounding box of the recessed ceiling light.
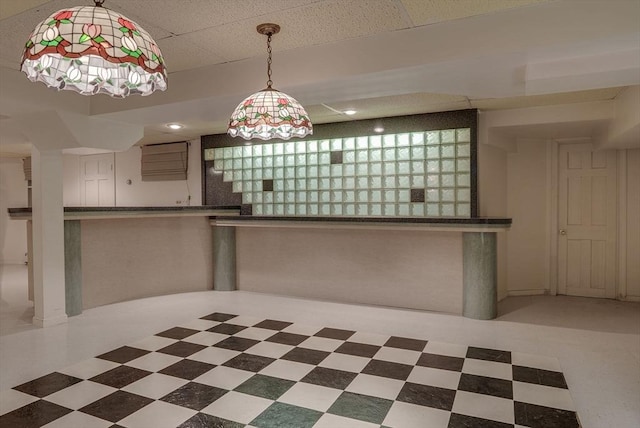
[167,123,183,130]
[343,109,357,115]
[374,126,384,133]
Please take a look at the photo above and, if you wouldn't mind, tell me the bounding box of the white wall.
[623,148,640,298]
[0,158,28,264]
[63,154,80,206]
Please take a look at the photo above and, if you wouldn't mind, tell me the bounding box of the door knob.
[559,229,567,236]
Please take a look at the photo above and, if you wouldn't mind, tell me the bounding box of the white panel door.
[558,143,617,298]
[80,153,115,206]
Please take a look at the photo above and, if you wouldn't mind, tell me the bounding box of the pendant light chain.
[94,0,105,6]
[266,33,273,89]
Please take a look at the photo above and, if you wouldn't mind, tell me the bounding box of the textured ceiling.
[0,0,638,157]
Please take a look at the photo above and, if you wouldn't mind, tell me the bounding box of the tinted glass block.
[426,189,439,202]
[320,204,330,215]
[284,155,295,166]
[253,192,263,203]
[457,159,470,172]
[319,140,330,151]
[244,181,253,192]
[457,144,470,157]
[369,135,382,148]
[262,168,273,179]
[331,204,343,215]
[344,151,355,163]
[285,179,295,190]
[344,191,355,202]
[254,204,263,215]
[370,149,382,161]
[441,203,455,216]
[370,177,382,188]
[411,161,424,174]
[398,189,410,201]
[307,140,317,151]
[296,166,306,178]
[274,169,284,179]
[344,177,355,189]
[233,147,243,157]
[370,190,382,202]
[383,148,396,161]
[426,204,439,216]
[457,173,471,187]
[253,169,263,179]
[397,147,410,160]
[426,161,440,173]
[345,204,355,215]
[233,170,242,181]
[384,176,396,187]
[296,141,307,153]
[319,153,331,164]
[253,157,263,168]
[398,176,410,188]
[344,138,355,150]
[357,150,368,162]
[274,204,285,215]
[319,178,330,189]
[397,162,410,175]
[398,204,409,216]
[331,165,343,176]
[426,174,439,187]
[412,175,425,188]
[263,157,273,167]
[214,148,224,158]
[441,189,455,201]
[262,145,273,156]
[426,131,440,145]
[411,146,425,159]
[384,190,396,202]
[243,146,252,156]
[457,189,470,202]
[232,181,242,192]
[224,159,233,170]
[384,163,396,175]
[296,154,306,164]
[285,167,295,178]
[319,166,331,177]
[441,160,455,172]
[411,204,425,216]
[456,128,471,143]
[275,192,284,203]
[308,178,318,190]
[286,204,296,215]
[426,146,439,159]
[457,203,470,217]
[357,204,369,215]
[274,156,284,167]
[296,191,307,202]
[441,174,455,187]
[370,204,382,216]
[397,133,410,146]
[233,159,242,169]
[441,130,455,143]
[331,178,342,188]
[222,170,232,182]
[384,204,396,215]
[284,143,295,154]
[356,164,368,175]
[296,204,307,215]
[264,204,274,215]
[442,145,455,158]
[412,132,425,145]
[304,192,316,203]
[307,166,318,177]
[204,149,215,161]
[272,180,283,191]
[214,159,223,171]
[331,191,342,202]
[344,164,355,176]
[356,137,368,149]
[320,191,331,202]
[252,145,263,156]
[307,153,318,165]
[357,190,368,202]
[253,180,262,191]
[273,143,284,155]
[330,139,342,150]
[370,163,382,175]
[356,177,367,189]
[222,147,232,158]
[308,204,319,216]
[383,135,396,147]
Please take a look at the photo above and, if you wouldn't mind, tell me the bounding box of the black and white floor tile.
[0,312,581,427]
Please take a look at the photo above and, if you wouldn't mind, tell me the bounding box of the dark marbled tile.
[234,374,295,400]
[327,391,393,425]
[330,151,343,165]
[466,346,511,364]
[361,359,413,381]
[335,342,381,358]
[200,313,237,322]
[448,412,513,428]
[410,188,426,203]
[160,382,228,411]
[262,179,274,191]
[207,323,247,336]
[156,327,200,340]
[253,319,293,331]
[512,365,568,389]
[178,413,244,428]
[314,327,355,341]
[458,373,513,400]
[79,390,153,423]
[159,359,216,380]
[213,336,260,352]
[250,402,322,428]
[157,341,207,358]
[384,336,428,352]
[266,332,310,346]
[89,365,152,389]
[300,367,357,390]
[96,346,150,364]
[397,382,456,411]
[281,347,330,365]
[13,372,82,398]
[0,400,72,428]
[514,401,580,428]
[417,352,465,372]
[222,353,275,372]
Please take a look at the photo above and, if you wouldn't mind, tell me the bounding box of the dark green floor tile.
[250,402,322,428]
[234,374,295,400]
[327,391,393,424]
[178,412,244,428]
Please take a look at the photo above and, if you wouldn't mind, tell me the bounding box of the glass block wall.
[203,128,472,217]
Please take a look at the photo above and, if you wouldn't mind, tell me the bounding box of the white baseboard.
[506,289,548,297]
[620,295,640,302]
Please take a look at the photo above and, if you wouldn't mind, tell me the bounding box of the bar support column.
[213,225,236,291]
[463,232,497,320]
[64,220,82,316]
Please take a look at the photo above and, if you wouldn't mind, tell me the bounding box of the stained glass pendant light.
[228,24,312,140]
[21,0,167,97]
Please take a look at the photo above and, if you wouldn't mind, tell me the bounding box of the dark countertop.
[212,215,511,226]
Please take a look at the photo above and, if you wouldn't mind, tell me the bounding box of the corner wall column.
[213,226,236,291]
[31,148,67,327]
[463,232,497,320]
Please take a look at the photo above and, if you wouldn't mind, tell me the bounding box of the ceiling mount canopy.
[228,23,312,141]
[20,0,167,97]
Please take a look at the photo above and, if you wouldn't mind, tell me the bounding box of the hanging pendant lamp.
[21,0,167,97]
[228,23,312,141]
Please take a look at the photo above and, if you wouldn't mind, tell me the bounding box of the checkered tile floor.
[1,312,581,427]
